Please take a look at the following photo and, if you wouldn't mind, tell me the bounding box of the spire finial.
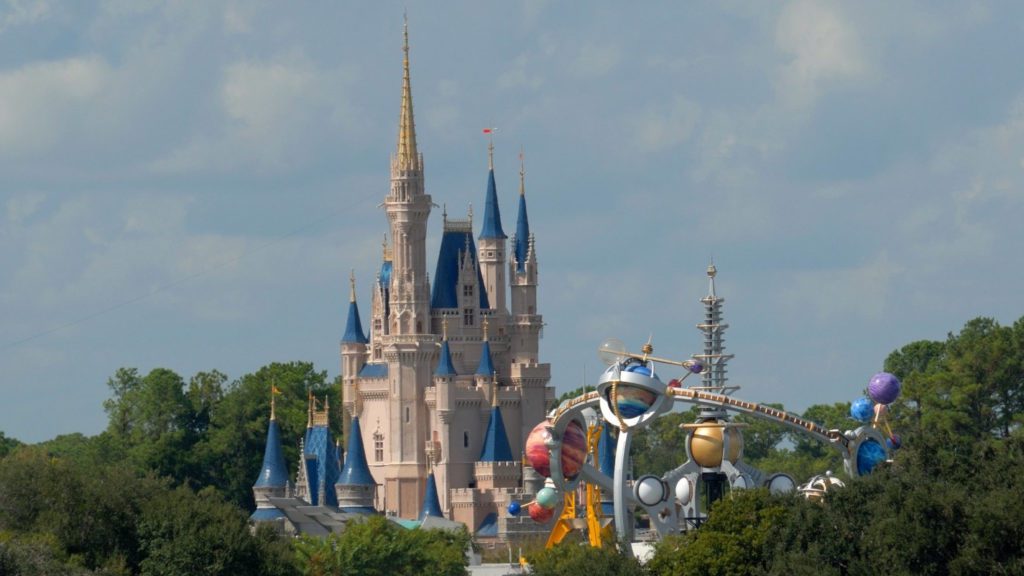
[442,316,449,340]
[488,135,495,171]
[349,269,357,303]
[382,234,388,259]
[396,14,418,170]
[307,390,313,428]
[270,381,278,421]
[491,373,499,407]
[482,317,489,341]
[519,146,526,196]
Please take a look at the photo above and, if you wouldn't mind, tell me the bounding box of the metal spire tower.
[694,263,736,396]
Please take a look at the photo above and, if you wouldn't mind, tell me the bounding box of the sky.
[2,1,1024,443]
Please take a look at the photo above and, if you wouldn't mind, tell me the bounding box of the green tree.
[198,361,335,508]
[648,489,787,576]
[527,542,646,576]
[0,431,20,459]
[631,407,699,477]
[294,515,469,576]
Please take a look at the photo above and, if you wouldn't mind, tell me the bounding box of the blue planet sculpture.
[850,397,874,423]
[856,439,887,476]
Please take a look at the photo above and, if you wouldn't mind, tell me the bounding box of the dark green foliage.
[294,515,470,576]
[631,407,699,477]
[0,431,21,459]
[0,434,298,576]
[527,541,646,576]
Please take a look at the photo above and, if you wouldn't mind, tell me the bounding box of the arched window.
[373,431,384,462]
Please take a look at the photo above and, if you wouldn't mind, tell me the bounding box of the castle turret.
[509,156,540,365]
[474,378,520,491]
[342,271,369,433]
[335,416,378,513]
[294,394,341,507]
[251,389,289,523]
[478,140,508,317]
[419,470,445,520]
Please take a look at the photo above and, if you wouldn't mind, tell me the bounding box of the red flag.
[482,128,493,134]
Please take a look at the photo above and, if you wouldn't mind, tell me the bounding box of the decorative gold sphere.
[689,421,724,468]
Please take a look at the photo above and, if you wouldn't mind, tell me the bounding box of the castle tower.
[478,140,508,318]
[385,18,432,338]
[335,416,378,513]
[508,155,550,450]
[377,20,439,519]
[251,390,289,523]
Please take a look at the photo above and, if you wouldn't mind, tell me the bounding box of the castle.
[251,21,554,539]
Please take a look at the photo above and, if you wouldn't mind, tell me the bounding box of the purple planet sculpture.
[868,372,902,405]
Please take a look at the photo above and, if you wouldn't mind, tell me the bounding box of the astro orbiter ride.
[509,265,902,555]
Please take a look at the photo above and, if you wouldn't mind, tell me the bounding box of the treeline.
[2,315,1023,574]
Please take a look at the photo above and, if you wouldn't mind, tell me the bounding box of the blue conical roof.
[514,190,530,272]
[479,169,506,239]
[479,405,513,462]
[435,339,457,377]
[476,340,495,377]
[342,299,368,344]
[419,472,444,520]
[430,229,490,309]
[254,419,289,488]
[337,417,376,487]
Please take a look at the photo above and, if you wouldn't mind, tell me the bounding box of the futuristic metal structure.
[511,265,901,554]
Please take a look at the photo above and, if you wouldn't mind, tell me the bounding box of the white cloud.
[774,0,866,107]
[152,55,357,173]
[0,56,112,154]
[0,0,51,33]
[775,252,903,324]
[629,96,701,152]
[573,42,621,78]
[5,192,45,223]
[498,53,543,91]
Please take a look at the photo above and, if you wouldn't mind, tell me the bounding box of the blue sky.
[2,1,1023,442]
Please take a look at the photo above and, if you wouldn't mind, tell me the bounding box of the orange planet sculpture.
[525,419,588,479]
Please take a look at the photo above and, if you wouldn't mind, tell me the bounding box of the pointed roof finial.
[349,269,357,303]
[488,136,495,170]
[491,372,499,407]
[270,381,279,421]
[396,13,419,170]
[519,146,526,196]
[307,390,314,428]
[442,316,449,340]
[482,317,489,341]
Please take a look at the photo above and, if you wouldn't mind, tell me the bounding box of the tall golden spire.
[396,14,419,171]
